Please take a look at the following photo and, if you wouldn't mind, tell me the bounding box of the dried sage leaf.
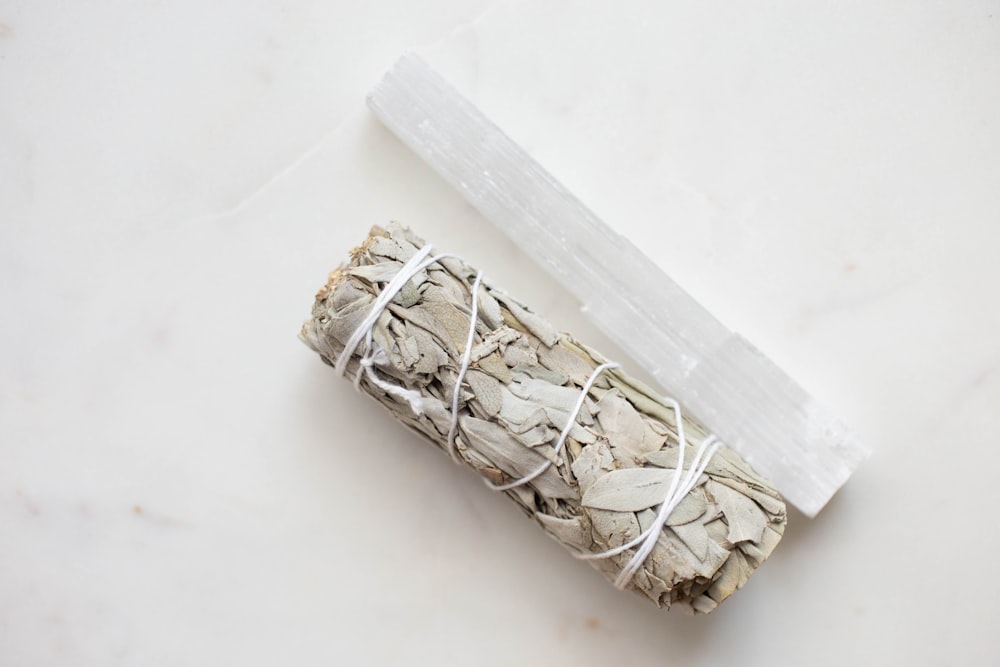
[582,468,677,512]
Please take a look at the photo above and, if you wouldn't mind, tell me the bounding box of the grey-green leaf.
[581,467,677,512]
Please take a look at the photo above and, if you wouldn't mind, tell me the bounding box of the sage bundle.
[301,223,787,614]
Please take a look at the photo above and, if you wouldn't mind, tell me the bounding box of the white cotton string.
[445,270,484,462]
[486,362,620,491]
[612,435,719,588]
[334,244,433,377]
[336,244,462,416]
[356,350,429,414]
[574,394,721,589]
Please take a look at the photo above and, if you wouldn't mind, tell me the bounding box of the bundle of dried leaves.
[301,223,786,614]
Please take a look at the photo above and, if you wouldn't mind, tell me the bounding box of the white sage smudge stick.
[301,223,787,614]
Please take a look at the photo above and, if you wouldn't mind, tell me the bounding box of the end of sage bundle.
[301,223,787,614]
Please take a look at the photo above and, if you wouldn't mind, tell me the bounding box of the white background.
[2,1,998,665]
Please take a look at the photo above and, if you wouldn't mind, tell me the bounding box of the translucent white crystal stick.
[366,53,869,517]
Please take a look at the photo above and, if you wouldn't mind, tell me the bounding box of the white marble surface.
[2,2,998,665]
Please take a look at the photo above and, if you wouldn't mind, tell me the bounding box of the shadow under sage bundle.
[301,223,787,614]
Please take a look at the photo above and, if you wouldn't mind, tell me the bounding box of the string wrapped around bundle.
[300,223,787,614]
